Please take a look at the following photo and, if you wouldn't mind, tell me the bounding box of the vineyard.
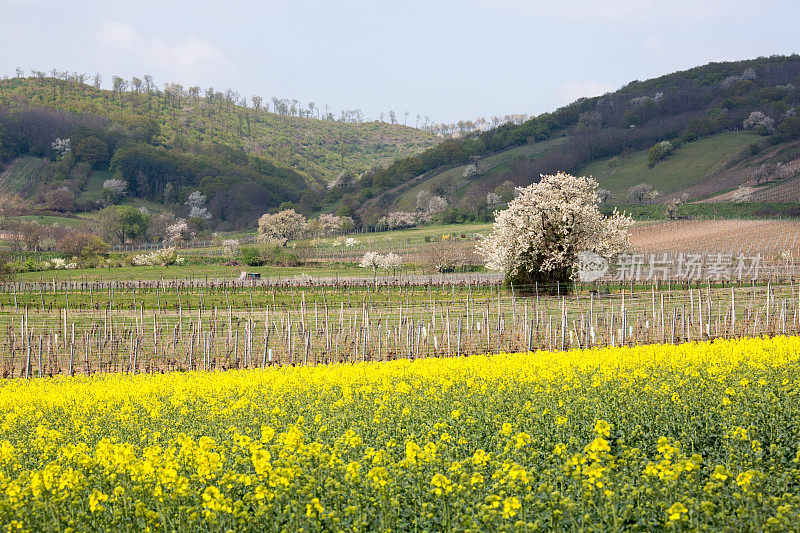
[0,156,45,195]
[1,280,798,378]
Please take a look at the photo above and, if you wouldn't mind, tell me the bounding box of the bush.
[240,246,262,267]
[261,245,302,267]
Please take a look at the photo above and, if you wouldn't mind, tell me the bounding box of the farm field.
[10,218,800,283]
[1,336,799,530]
[629,219,800,260]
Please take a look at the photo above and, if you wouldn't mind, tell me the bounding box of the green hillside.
[581,131,759,202]
[0,77,438,184]
[338,55,800,226]
[391,139,564,210]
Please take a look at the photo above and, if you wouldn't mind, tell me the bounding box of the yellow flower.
[736,471,754,492]
[306,497,324,517]
[88,489,108,513]
[594,420,611,437]
[667,502,687,521]
[430,473,452,495]
[514,432,531,449]
[502,496,521,518]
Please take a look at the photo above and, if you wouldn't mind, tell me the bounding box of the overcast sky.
[1,0,798,124]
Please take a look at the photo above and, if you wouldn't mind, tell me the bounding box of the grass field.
[581,131,758,202]
[299,222,491,246]
[75,170,112,203]
[5,214,86,228]
[13,262,368,282]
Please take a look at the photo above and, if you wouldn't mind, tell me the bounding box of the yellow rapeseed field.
[2,336,800,531]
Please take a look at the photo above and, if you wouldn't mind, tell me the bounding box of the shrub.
[240,246,263,266]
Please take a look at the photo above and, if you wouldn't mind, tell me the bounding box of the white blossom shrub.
[51,137,71,157]
[102,179,128,203]
[486,192,502,206]
[477,172,632,288]
[345,237,359,247]
[132,247,182,266]
[222,239,240,259]
[731,186,756,203]
[50,258,78,270]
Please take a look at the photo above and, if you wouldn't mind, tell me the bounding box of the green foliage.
[98,205,149,244]
[776,117,800,142]
[72,135,109,169]
[240,246,262,267]
[261,245,302,267]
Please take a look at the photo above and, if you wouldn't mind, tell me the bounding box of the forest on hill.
[337,55,800,227]
[1,55,800,234]
[0,74,438,229]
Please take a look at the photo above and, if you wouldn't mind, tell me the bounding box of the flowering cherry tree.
[477,172,632,288]
[258,209,307,244]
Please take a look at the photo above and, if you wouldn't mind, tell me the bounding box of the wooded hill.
[336,55,800,226]
[0,75,438,229]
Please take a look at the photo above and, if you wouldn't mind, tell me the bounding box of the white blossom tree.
[743,111,775,134]
[166,218,193,243]
[477,172,632,289]
[102,179,128,204]
[51,137,71,158]
[626,183,659,204]
[185,191,211,220]
[316,214,343,236]
[596,189,613,203]
[258,209,307,244]
[359,251,382,283]
[222,239,240,260]
[379,252,403,275]
[416,190,448,213]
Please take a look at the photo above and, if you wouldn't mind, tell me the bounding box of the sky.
[1,0,799,124]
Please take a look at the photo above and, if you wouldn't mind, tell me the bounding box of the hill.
[336,55,800,226]
[0,75,439,229]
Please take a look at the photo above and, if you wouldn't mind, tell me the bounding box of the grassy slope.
[386,139,564,211]
[0,77,439,183]
[581,131,758,201]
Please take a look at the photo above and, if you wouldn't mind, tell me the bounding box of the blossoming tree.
[477,172,632,289]
[258,209,307,245]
